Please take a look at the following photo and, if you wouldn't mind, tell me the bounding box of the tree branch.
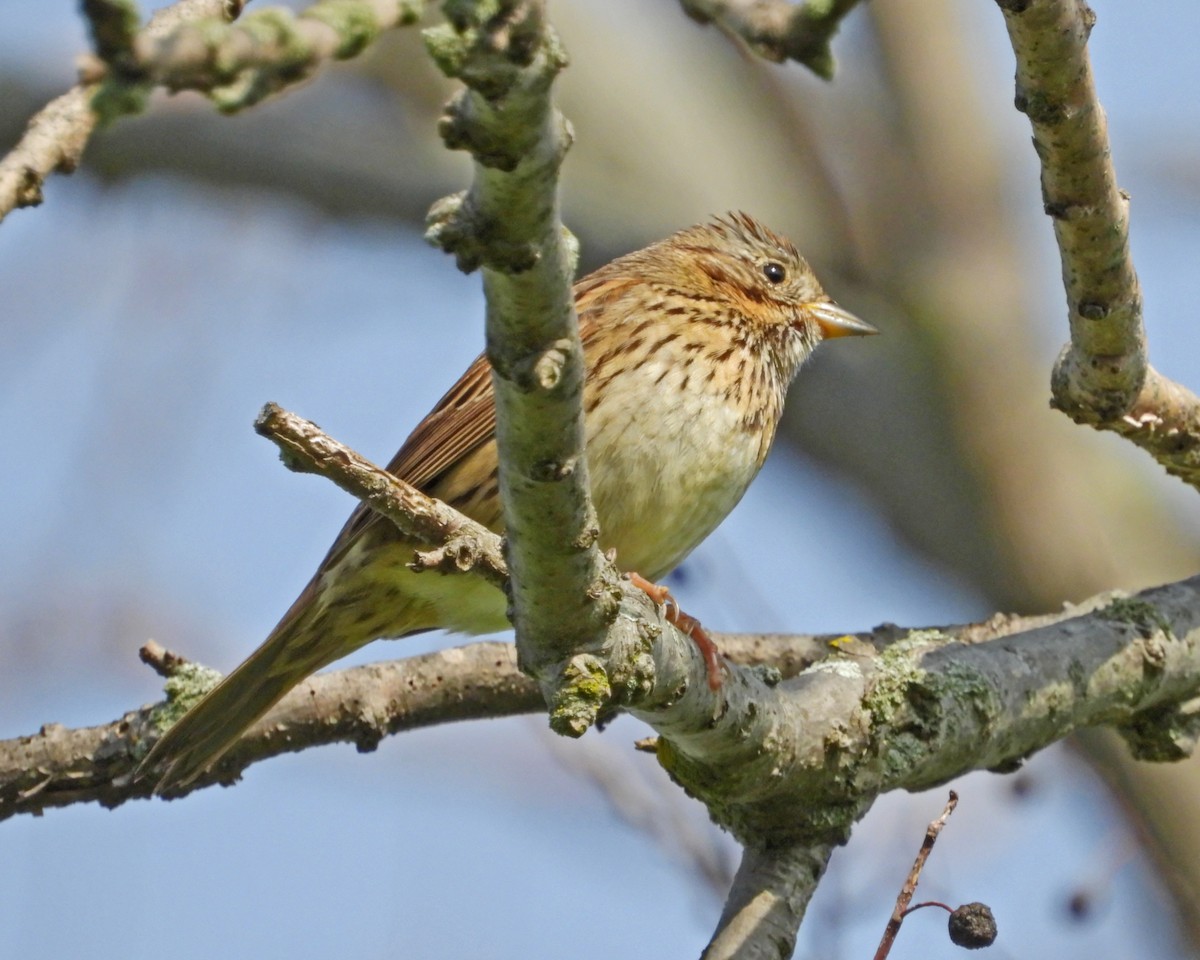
[0,603,856,819]
[678,0,864,80]
[0,640,538,819]
[423,3,620,678]
[703,842,835,960]
[997,0,1200,489]
[3,582,1192,823]
[0,0,244,222]
[79,0,425,115]
[254,402,508,586]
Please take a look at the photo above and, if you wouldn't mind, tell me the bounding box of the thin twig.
[254,402,508,588]
[873,790,959,960]
[0,641,539,818]
[138,640,192,678]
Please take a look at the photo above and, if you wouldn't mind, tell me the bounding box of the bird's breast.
[582,338,782,580]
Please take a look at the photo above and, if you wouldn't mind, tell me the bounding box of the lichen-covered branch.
[80,0,425,117]
[997,0,1200,488]
[0,641,538,818]
[0,0,243,222]
[5,578,1200,887]
[422,2,619,674]
[679,0,863,80]
[646,578,1200,864]
[0,620,844,820]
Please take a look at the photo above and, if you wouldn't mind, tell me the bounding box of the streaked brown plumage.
[141,212,877,791]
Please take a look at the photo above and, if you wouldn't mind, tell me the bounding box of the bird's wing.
[313,272,641,572]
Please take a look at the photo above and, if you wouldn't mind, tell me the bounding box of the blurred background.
[3,1,1200,957]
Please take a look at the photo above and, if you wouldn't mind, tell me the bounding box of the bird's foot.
[627,572,723,691]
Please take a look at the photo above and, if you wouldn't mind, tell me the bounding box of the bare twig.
[138,640,193,678]
[254,402,508,587]
[679,0,864,79]
[873,791,959,960]
[0,0,243,222]
[997,0,1200,488]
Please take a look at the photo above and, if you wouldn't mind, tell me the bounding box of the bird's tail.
[138,597,371,794]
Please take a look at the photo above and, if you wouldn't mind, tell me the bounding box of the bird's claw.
[627,572,723,691]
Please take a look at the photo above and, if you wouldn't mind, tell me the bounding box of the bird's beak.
[808,300,879,339]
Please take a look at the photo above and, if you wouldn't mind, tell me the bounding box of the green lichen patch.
[422,22,471,77]
[90,79,151,126]
[304,0,385,59]
[862,629,1001,783]
[862,629,947,726]
[1119,699,1200,762]
[1099,596,1173,639]
[548,654,611,737]
[605,624,657,704]
[928,660,1000,723]
[149,662,223,733]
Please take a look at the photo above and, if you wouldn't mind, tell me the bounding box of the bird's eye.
[763,262,786,284]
